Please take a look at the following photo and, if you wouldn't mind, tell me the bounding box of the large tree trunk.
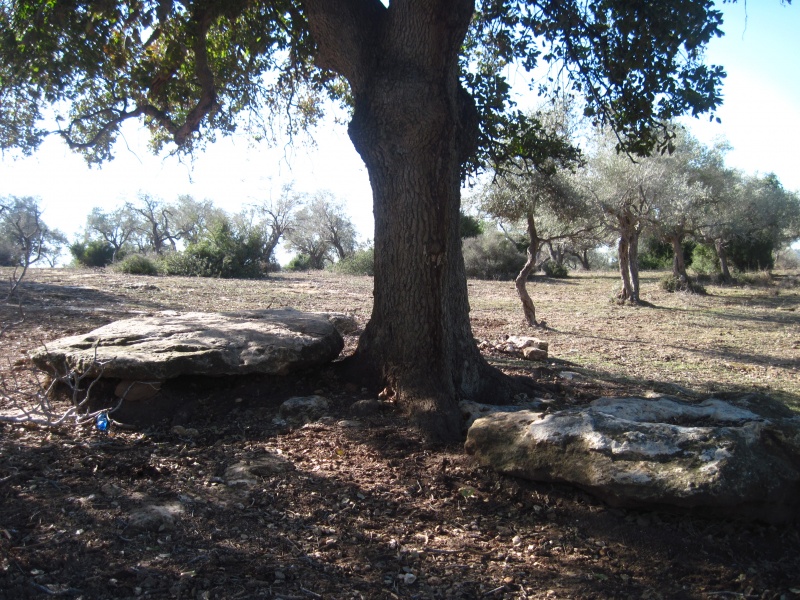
[617,235,634,301]
[304,0,506,442]
[516,212,541,327]
[616,210,640,303]
[670,233,689,281]
[629,229,641,302]
[715,239,732,282]
[572,249,591,271]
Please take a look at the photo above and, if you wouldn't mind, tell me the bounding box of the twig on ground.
[0,341,119,428]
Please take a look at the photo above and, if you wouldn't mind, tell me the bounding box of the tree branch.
[173,11,217,145]
[300,0,386,91]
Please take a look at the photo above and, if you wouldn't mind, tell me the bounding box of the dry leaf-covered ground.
[0,267,798,600]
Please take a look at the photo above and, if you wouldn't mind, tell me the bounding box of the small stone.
[324,313,359,335]
[225,454,294,486]
[172,425,199,438]
[522,347,548,361]
[350,398,383,417]
[127,503,183,533]
[279,395,330,425]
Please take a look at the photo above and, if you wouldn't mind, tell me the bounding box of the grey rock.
[522,347,548,361]
[459,399,545,430]
[465,395,800,522]
[32,308,343,381]
[171,425,199,438]
[558,371,581,381]
[323,312,360,335]
[279,395,330,425]
[507,336,549,352]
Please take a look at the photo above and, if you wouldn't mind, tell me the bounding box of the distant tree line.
[68,185,363,278]
[463,109,800,319]
[2,132,797,295]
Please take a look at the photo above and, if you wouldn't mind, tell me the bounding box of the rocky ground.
[0,268,798,599]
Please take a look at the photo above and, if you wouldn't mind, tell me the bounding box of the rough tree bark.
[668,233,690,282]
[303,0,507,441]
[715,239,733,282]
[516,212,542,327]
[573,249,591,270]
[618,236,633,300]
[616,213,640,303]
[629,230,641,301]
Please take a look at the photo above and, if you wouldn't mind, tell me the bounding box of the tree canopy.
[0,0,735,441]
[1,0,725,166]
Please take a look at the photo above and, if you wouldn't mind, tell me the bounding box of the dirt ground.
[1,268,798,600]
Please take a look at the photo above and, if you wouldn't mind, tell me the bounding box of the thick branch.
[57,103,174,150]
[300,0,385,91]
[516,212,542,327]
[173,12,217,145]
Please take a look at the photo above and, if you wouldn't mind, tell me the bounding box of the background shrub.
[286,254,312,272]
[114,254,159,276]
[659,274,706,294]
[727,236,775,271]
[541,261,569,278]
[462,232,526,280]
[690,244,719,275]
[459,212,484,239]
[165,221,268,278]
[329,247,374,276]
[70,240,117,267]
[158,252,207,276]
[639,237,695,271]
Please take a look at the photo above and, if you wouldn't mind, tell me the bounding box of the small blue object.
[96,412,109,432]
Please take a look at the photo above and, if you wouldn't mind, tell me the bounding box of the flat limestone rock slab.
[465,395,800,522]
[31,308,344,381]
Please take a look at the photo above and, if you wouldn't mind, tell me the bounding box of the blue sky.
[0,1,798,248]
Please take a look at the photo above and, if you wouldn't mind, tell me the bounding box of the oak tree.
[0,0,728,440]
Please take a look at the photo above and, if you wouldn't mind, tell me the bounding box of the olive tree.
[127,193,182,254]
[286,191,358,268]
[479,169,592,325]
[582,131,660,303]
[0,0,730,440]
[640,130,711,286]
[0,196,66,296]
[171,195,226,246]
[84,205,140,262]
[255,183,306,266]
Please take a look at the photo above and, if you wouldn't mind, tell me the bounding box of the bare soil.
[1,267,798,600]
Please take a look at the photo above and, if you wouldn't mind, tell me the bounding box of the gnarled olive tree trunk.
[516,212,542,327]
[304,0,506,441]
[715,239,733,282]
[669,234,689,281]
[616,212,641,303]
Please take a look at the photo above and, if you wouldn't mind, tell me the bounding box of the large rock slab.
[465,395,800,522]
[32,308,344,380]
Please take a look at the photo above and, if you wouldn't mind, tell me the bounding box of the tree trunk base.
[334,349,552,443]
